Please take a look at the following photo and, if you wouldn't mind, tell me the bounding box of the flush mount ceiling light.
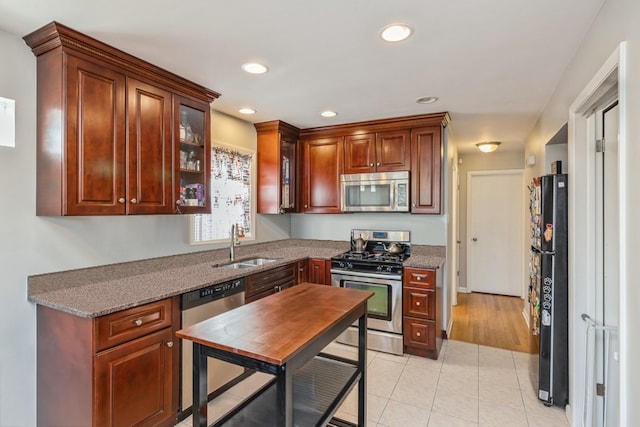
[416,96,439,104]
[321,110,337,118]
[241,62,268,74]
[238,107,256,115]
[380,24,412,42]
[476,141,501,153]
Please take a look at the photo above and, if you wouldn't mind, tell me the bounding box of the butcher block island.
[177,283,373,427]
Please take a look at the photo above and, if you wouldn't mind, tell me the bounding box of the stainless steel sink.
[213,257,278,269]
[238,257,278,266]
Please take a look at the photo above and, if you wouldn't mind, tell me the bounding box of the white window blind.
[191,146,253,244]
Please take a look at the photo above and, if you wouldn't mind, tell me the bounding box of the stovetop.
[331,229,411,275]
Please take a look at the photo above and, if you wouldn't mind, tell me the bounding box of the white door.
[467,170,524,296]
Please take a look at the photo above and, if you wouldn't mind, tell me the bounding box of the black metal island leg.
[192,342,208,427]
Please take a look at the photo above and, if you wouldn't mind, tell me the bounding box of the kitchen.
[1,1,640,427]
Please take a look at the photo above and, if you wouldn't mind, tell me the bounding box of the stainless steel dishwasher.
[180,277,246,415]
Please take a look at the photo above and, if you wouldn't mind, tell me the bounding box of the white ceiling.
[0,0,605,153]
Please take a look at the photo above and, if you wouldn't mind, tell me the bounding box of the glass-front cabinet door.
[255,120,300,214]
[280,136,296,213]
[175,96,210,213]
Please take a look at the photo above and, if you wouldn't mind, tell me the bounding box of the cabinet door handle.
[130,198,138,204]
[377,162,381,166]
[118,198,125,204]
[416,301,421,306]
[134,319,143,326]
[166,341,174,348]
[370,163,374,167]
[416,332,421,337]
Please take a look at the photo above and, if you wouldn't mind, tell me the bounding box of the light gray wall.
[291,213,447,245]
[0,29,289,425]
[456,150,525,289]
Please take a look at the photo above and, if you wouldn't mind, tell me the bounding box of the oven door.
[331,270,402,334]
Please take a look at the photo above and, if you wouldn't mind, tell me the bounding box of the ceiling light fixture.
[238,107,256,115]
[241,62,268,74]
[416,96,439,104]
[476,141,501,153]
[321,111,337,118]
[380,24,412,42]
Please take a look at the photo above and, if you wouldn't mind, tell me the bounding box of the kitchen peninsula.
[177,283,373,427]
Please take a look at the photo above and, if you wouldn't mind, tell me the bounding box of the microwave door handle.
[391,184,397,210]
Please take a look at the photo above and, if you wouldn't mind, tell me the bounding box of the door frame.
[466,169,525,297]
[568,41,640,426]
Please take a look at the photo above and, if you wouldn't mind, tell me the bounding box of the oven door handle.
[330,269,402,281]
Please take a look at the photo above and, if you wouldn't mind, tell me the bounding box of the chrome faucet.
[230,224,239,261]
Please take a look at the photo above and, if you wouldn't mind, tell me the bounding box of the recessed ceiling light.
[321,111,337,118]
[381,24,412,42]
[241,62,268,74]
[416,96,439,104]
[238,107,256,115]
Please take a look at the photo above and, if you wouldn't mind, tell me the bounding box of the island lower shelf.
[214,354,359,427]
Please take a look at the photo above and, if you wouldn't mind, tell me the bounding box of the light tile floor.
[175,339,569,427]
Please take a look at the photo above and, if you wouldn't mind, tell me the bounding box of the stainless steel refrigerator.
[528,174,569,407]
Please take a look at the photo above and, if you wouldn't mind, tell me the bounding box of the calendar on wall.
[191,146,253,243]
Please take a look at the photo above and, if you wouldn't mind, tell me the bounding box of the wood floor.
[449,292,538,353]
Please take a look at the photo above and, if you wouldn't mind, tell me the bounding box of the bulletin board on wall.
[191,144,253,244]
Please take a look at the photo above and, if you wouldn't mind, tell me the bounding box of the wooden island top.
[176,283,373,366]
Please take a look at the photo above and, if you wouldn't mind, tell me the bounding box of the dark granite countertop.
[28,239,445,318]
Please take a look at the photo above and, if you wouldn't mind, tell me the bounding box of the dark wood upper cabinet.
[176,96,211,214]
[127,78,174,214]
[301,136,344,214]
[376,129,411,172]
[297,113,448,214]
[23,21,219,216]
[344,130,410,174]
[344,133,375,174]
[255,120,301,214]
[411,126,442,214]
[60,55,128,215]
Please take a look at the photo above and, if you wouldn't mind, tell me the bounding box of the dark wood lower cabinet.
[36,298,179,427]
[245,262,297,303]
[403,268,442,359]
[95,328,174,426]
[308,258,331,285]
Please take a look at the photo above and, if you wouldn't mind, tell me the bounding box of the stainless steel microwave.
[340,171,410,212]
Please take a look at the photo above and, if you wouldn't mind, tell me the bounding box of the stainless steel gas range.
[330,229,410,355]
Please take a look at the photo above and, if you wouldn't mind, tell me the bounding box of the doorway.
[467,170,525,297]
[566,41,640,426]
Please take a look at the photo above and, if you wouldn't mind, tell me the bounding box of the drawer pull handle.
[166,341,174,348]
[134,319,143,327]
[414,274,428,281]
[416,301,421,306]
[416,332,421,337]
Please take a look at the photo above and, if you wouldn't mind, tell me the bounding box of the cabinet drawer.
[95,299,173,351]
[403,288,436,319]
[404,268,435,289]
[246,263,296,299]
[403,317,435,349]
